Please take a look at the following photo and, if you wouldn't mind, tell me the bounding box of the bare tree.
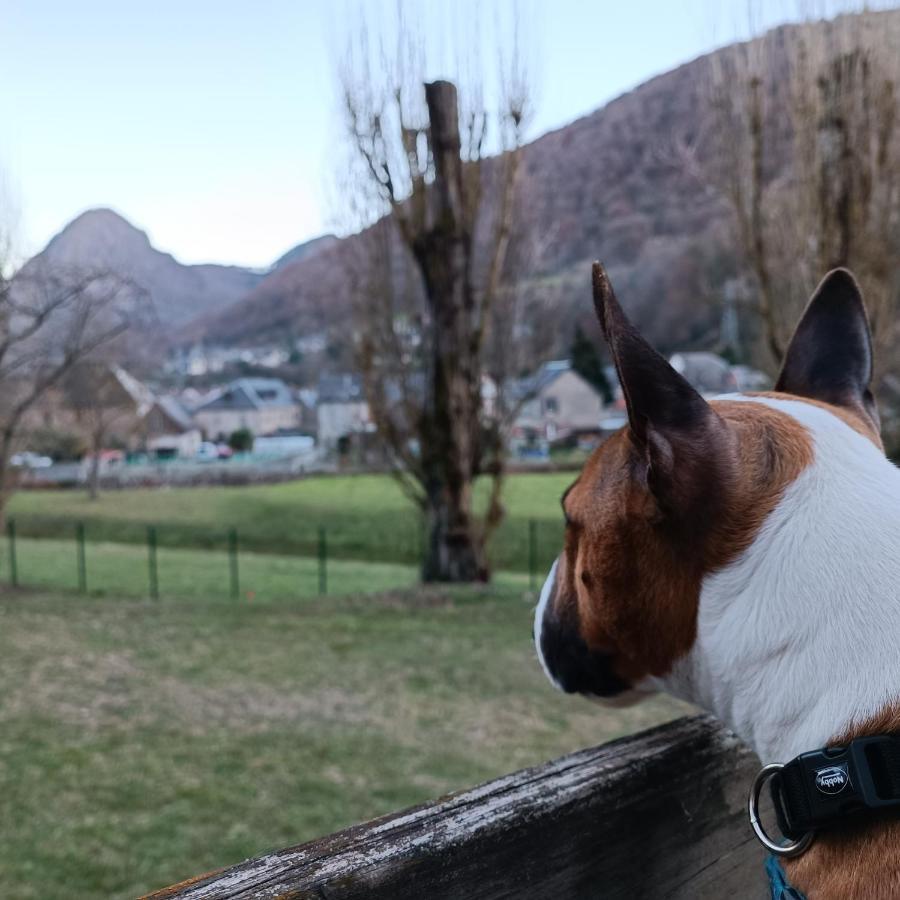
[339,18,531,581]
[708,8,900,374]
[0,259,131,516]
[63,356,145,500]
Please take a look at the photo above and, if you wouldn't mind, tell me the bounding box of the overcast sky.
[0,0,883,268]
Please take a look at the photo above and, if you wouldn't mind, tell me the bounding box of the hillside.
[16,209,264,334]
[192,9,900,357]
[271,234,338,271]
[185,31,754,352]
[23,9,899,361]
[188,30,751,353]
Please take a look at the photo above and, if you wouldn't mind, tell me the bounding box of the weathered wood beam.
[143,715,769,900]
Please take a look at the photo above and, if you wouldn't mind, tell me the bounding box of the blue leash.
[766,856,807,900]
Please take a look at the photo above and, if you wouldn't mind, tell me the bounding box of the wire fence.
[1,515,561,602]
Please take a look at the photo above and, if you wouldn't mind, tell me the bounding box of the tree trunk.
[421,482,486,583]
[0,440,12,532]
[416,81,487,583]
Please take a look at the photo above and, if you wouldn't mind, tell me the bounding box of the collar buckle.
[749,763,814,857]
[749,734,900,858]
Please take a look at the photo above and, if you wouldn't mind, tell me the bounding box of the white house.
[510,360,606,452]
[316,374,373,449]
[192,378,299,439]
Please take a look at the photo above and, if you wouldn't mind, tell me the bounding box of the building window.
[544,396,558,414]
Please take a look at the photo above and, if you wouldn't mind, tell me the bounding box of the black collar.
[749,734,900,857]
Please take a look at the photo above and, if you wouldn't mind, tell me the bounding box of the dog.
[534,263,900,899]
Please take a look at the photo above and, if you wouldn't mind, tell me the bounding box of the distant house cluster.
[508,353,770,458]
[20,349,769,467]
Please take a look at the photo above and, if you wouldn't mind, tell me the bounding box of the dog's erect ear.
[776,268,878,424]
[592,262,720,506]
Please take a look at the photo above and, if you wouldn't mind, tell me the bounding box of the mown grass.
[7,471,574,571]
[0,586,688,900]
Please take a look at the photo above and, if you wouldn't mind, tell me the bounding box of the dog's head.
[534,264,880,703]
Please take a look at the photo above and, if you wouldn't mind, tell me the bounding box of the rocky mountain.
[18,208,264,333]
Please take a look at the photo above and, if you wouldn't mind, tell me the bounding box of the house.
[316,374,373,450]
[668,352,771,396]
[32,363,155,448]
[669,352,738,396]
[140,396,202,459]
[510,360,606,453]
[191,378,298,439]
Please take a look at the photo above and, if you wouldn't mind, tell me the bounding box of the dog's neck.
[653,396,900,763]
[652,396,900,899]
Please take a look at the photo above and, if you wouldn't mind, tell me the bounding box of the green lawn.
[7,472,574,571]
[0,586,688,900]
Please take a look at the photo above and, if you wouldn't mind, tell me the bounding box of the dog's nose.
[539,613,631,697]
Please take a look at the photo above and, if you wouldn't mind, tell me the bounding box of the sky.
[0,0,882,268]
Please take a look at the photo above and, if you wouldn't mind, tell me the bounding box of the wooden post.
[528,519,537,590]
[317,526,327,595]
[6,518,17,587]
[147,526,159,600]
[142,716,769,900]
[76,522,87,594]
[228,528,239,600]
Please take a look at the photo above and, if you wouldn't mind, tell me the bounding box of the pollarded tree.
[340,24,530,582]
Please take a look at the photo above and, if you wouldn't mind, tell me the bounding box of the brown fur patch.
[785,706,900,900]
[555,399,814,684]
[747,391,883,450]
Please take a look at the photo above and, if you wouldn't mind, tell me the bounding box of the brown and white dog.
[534,263,900,899]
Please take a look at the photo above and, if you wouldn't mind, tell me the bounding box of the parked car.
[215,443,233,459]
[11,451,53,469]
[195,441,220,461]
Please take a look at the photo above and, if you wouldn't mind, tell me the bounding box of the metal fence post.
[147,526,159,600]
[7,518,17,587]
[228,528,239,600]
[529,519,537,590]
[318,526,327,595]
[76,522,87,594]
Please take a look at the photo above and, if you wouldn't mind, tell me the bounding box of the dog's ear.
[776,268,878,426]
[592,262,720,509]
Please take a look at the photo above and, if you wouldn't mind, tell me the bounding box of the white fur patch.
[652,395,900,762]
[534,558,563,691]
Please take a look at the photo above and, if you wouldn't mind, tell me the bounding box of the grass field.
[7,472,574,571]
[0,585,688,900]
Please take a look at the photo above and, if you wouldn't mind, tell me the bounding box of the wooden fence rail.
[144,715,770,900]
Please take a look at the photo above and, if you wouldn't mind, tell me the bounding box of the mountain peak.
[48,207,153,259]
[24,207,264,334]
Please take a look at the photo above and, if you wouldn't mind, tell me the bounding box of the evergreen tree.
[570,324,613,404]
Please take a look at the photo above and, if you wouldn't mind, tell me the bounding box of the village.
[15,343,771,488]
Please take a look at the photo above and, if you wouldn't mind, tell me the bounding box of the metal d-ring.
[748,763,815,857]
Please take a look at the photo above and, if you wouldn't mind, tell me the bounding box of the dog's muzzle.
[534,558,631,698]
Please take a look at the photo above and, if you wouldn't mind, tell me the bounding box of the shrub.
[228,428,254,453]
[25,428,86,462]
